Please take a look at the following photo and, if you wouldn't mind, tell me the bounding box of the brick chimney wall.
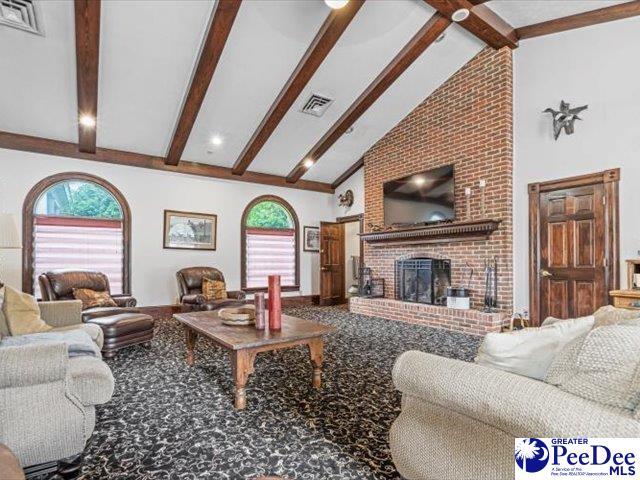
[362,47,513,311]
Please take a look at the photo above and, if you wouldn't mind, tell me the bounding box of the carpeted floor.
[79,306,482,479]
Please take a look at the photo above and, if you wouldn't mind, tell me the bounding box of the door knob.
[540,269,553,277]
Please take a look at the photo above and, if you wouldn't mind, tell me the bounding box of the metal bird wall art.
[543,100,588,140]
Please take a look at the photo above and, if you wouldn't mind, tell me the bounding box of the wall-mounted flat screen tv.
[383,165,455,226]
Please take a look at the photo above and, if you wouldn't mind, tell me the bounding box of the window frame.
[22,172,132,296]
[240,195,300,293]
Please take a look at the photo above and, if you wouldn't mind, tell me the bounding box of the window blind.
[33,216,124,297]
[245,228,295,288]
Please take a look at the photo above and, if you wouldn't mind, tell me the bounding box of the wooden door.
[319,222,344,306]
[539,184,606,320]
[530,169,620,325]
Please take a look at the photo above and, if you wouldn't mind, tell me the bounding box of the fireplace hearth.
[395,258,451,305]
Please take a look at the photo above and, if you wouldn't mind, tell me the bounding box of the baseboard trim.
[137,304,184,319]
[249,294,320,308]
[138,295,320,319]
[281,294,320,307]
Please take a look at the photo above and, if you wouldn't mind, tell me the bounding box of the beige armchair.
[390,350,640,480]
[0,300,114,477]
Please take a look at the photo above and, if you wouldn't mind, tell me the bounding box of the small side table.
[609,290,640,310]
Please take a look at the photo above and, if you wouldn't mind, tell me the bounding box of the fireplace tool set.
[483,257,499,312]
[358,267,385,298]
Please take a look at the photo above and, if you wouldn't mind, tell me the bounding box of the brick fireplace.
[350,47,513,335]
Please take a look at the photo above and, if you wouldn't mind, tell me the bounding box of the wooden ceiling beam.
[231,0,364,176]
[74,0,101,153]
[286,12,450,184]
[331,157,364,190]
[165,0,241,166]
[0,131,333,194]
[423,0,518,49]
[517,1,640,40]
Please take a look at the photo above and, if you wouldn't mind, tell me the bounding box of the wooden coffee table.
[173,310,335,410]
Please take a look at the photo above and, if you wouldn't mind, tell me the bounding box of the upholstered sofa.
[0,299,114,477]
[390,348,640,480]
[176,267,246,311]
[39,270,154,357]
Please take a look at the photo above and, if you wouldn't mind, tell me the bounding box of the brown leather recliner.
[38,270,154,358]
[176,267,246,311]
[39,271,137,320]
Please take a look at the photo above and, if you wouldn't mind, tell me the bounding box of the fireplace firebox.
[395,258,451,305]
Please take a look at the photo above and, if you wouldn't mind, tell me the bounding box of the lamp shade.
[0,213,21,249]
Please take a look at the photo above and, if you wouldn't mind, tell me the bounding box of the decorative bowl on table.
[218,306,256,326]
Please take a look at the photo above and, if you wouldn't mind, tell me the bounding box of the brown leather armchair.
[38,270,154,358]
[39,271,138,321]
[176,267,246,311]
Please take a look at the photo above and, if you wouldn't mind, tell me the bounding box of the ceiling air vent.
[0,0,44,36]
[301,93,333,117]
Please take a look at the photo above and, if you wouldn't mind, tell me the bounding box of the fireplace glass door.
[396,258,450,305]
[401,266,432,303]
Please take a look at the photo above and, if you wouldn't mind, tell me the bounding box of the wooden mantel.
[360,219,501,246]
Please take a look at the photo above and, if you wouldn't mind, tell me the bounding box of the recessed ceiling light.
[210,135,223,146]
[79,115,96,128]
[303,158,314,168]
[414,176,426,186]
[451,8,470,22]
[324,0,349,9]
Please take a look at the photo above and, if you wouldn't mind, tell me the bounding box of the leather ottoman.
[86,312,154,358]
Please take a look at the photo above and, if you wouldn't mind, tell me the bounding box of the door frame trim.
[336,213,364,267]
[336,214,364,303]
[528,168,620,325]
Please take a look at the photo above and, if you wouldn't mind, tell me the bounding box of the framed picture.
[163,210,217,251]
[303,226,320,252]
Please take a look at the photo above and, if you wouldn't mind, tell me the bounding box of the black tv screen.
[383,165,455,226]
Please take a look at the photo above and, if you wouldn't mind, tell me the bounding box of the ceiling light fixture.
[414,176,426,186]
[79,115,96,128]
[451,8,470,22]
[303,158,315,168]
[210,135,223,147]
[324,0,349,10]
[435,33,446,43]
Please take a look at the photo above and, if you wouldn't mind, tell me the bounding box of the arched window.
[23,172,131,297]
[241,195,299,291]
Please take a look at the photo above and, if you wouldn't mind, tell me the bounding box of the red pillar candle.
[268,275,282,331]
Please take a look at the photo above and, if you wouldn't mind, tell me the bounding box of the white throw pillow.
[546,321,640,412]
[474,315,595,380]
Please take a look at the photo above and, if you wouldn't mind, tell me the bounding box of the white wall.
[0,148,335,305]
[333,168,364,218]
[513,18,640,311]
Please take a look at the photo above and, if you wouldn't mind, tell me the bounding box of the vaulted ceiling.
[0,0,637,192]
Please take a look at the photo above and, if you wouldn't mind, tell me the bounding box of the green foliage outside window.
[245,201,293,229]
[38,181,123,219]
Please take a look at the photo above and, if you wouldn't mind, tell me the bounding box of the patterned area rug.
[79,306,481,479]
